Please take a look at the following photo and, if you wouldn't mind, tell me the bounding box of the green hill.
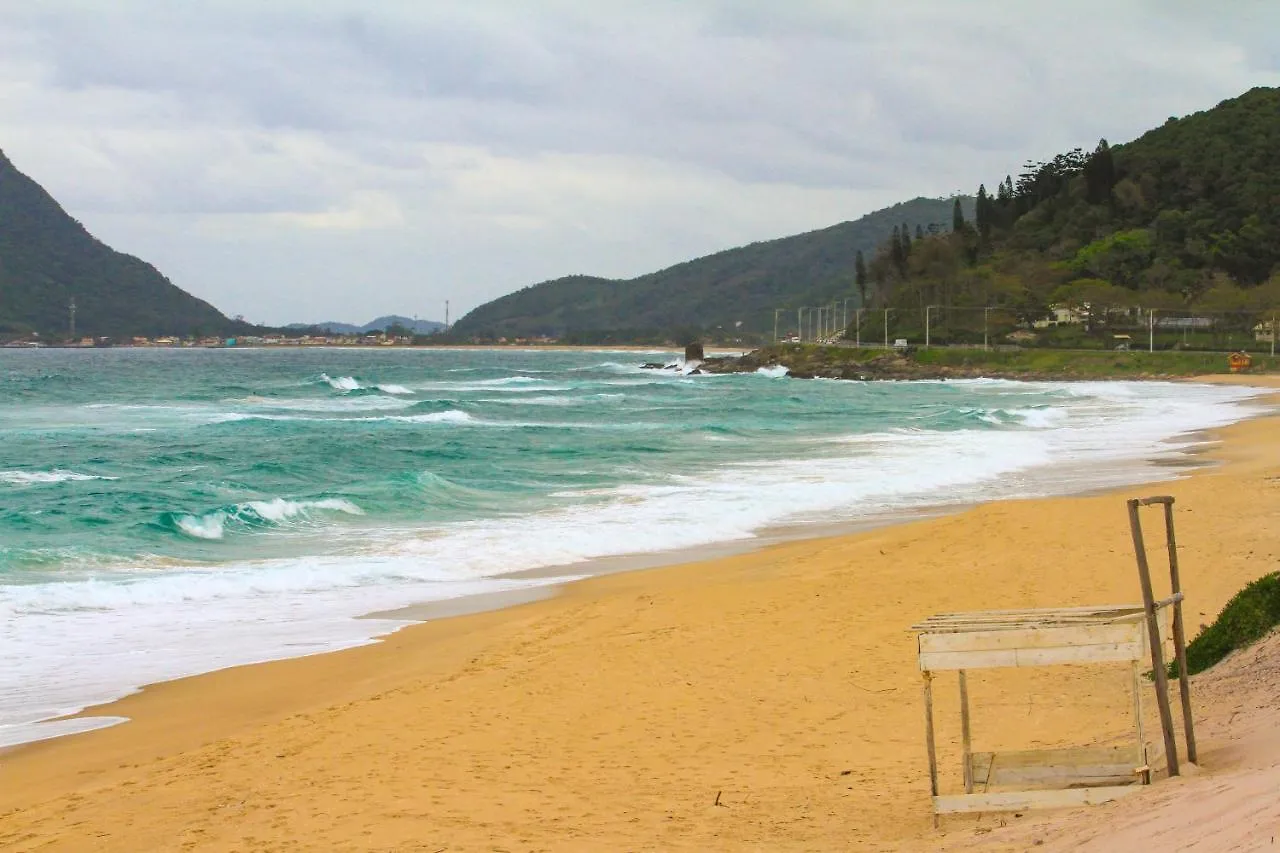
[451,197,972,343]
[870,86,1280,346]
[0,149,234,340]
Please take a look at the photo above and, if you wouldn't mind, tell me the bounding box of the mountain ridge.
[451,196,973,342]
[0,148,238,339]
[286,316,445,335]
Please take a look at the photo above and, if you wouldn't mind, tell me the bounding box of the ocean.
[0,347,1269,747]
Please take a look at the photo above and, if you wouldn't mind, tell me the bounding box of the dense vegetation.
[708,343,1279,380]
[866,87,1280,349]
[450,197,971,343]
[1176,573,1280,677]
[0,149,239,340]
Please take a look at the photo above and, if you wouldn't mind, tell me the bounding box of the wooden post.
[1160,499,1197,763]
[959,670,973,794]
[922,671,939,827]
[1127,498,1179,777]
[1131,660,1149,784]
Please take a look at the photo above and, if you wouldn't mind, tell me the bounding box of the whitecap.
[0,470,116,485]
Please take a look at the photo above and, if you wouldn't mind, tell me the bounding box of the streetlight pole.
[925,305,931,349]
[773,308,782,343]
[1149,309,1155,353]
[984,307,990,351]
[883,309,890,349]
[855,308,862,348]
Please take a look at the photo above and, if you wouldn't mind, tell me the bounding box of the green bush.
[1174,573,1280,677]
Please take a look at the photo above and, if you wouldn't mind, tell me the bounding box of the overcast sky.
[2,1,1277,325]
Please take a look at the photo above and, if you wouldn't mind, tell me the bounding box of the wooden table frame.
[913,603,1175,818]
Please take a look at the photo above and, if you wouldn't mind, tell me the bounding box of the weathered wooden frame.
[913,603,1173,819]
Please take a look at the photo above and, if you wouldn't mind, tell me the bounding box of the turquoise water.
[0,347,1268,745]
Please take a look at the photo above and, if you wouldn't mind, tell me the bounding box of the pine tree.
[915,224,924,240]
[975,184,991,240]
[855,249,868,307]
[952,198,965,232]
[1083,138,1117,204]
[901,221,912,255]
[890,225,904,271]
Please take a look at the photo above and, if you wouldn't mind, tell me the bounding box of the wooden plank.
[922,672,939,829]
[968,745,1143,789]
[920,641,1145,671]
[933,785,1143,814]
[959,670,972,794]
[919,623,1144,654]
[1131,661,1149,784]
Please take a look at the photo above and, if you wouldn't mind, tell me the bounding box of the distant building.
[1032,305,1086,329]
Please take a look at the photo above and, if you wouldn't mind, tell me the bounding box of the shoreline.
[10,382,1259,748]
[3,377,1279,850]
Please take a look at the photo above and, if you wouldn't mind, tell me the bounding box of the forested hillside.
[451,197,971,343]
[867,86,1280,346]
[0,149,235,339]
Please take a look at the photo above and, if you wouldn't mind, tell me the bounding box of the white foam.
[388,410,475,424]
[374,383,413,395]
[175,513,226,539]
[0,470,116,485]
[174,498,366,540]
[320,374,362,392]
[755,365,789,378]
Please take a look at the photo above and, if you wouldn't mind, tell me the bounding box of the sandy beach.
[2,376,1278,851]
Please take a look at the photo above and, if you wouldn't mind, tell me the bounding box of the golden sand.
[2,377,1277,851]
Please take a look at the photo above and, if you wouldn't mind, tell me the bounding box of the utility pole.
[883,308,890,349]
[984,307,990,351]
[797,308,803,343]
[1149,309,1155,353]
[773,308,782,343]
[69,297,76,341]
[855,308,862,348]
[925,305,931,349]
[445,300,450,333]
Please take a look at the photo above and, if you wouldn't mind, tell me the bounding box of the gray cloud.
[1,1,1277,324]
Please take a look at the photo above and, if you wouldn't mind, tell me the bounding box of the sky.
[1,2,1278,326]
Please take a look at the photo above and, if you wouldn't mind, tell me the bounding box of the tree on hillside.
[952,198,966,232]
[975,184,991,241]
[901,222,912,256]
[1083,138,1117,204]
[915,224,924,240]
[855,250,868,307]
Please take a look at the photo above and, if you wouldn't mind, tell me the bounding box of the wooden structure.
[913,495,1196,819]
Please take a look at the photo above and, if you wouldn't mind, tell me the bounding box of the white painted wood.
[920,641,1145,671]
[933,785,1142,814]
[919,622,1144,654]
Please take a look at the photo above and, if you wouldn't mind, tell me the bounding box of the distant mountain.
[0,148,236,339]
[286,315,445,335]
[450,197,972,342]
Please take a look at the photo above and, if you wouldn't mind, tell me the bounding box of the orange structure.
[1228,351,1252,373]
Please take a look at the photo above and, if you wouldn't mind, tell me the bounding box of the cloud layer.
[2,1,1277,324]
